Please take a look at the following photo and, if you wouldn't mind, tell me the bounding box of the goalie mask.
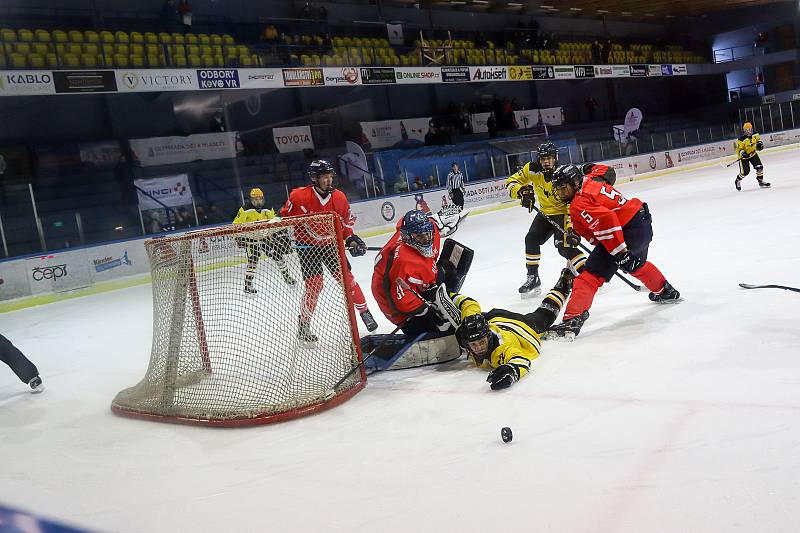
[307,159,337,196]
[249,187,265,208]
[458,313,497,365]
[400,210,435,258]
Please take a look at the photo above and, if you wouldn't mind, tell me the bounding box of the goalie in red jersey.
[546,164,681,340]
[280,160,377,342]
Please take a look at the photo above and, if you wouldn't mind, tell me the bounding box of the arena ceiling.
[386,0,792,20]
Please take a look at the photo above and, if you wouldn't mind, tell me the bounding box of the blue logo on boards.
[196,69,240,89]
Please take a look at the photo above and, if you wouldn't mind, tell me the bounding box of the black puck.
[501,427,513,443]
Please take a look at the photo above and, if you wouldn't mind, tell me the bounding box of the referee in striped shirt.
[446,162,465,211]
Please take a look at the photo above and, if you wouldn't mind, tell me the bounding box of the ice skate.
[279,266,297,286]
[518,274,541,299]
[544,311,589,342]
[244,280,257,294]
[297,318,318,344]
[734,176,742,191]
[28,375,44,394]
[649,281,682,303]
[757,177,771,188]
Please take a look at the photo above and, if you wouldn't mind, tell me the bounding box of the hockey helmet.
[537,141,559,171]
[743,122,753,135]
[400,209,435,257]
[458,313,496,362]
[551,165,583,204]
[307,159,337,194]
[249,187,265,207]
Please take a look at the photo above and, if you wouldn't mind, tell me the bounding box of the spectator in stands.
[210,111,225,132]
[145,213,163,234]
[585,95,599,122]
[179,0,192,31]
[394,179,409,194]
[601,40,612,63]
[175,207,193,229]
[487,112,498,138]
[425,121,445,146]
[412,176,427,190]
[591,40,601,64]
[261,25,279,44]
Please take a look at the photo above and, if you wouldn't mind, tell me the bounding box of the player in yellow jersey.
[453,268,574,389]
[233,187,295,293]
[505,141,586,298]
[734,122,769,191]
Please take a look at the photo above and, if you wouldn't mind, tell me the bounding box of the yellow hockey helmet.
[743,122,753,134]
[249,187,264,199]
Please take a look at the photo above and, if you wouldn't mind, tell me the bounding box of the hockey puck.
[501,427,513,443]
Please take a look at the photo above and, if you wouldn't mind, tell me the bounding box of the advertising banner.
[594,65,615,78]
[573,65,595,79]
[238,68,284,89]
[25,250,92,295]
[359,67,396,85]
[470,66,507,82]
[196,69,240,89]
[116,69,198,92]
[359,117,432,148]
[0,260,32,300]
[272,125,315,153]
[470,112,491,133]
[79,140,122,168]
[532,66,555,80]
[135,174,193,210]
[322,67,360,86]
[53,70,117,93]
[129,131,241,167]
[508,66,533,81]
[514,109,539,130]
[87,241,150,283]
[441,66,470,83]
[629,64,648,77]
[387,23,404,46]
[648,64,663,77]
[539,107,564,126]
[395,67,441,84]
[672,64,687,75]
[554,66,575,80]
[0,70,55,96]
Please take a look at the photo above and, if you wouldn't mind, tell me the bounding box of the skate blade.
[519,288,543,300]
[652,297,684,304]
[542,331,576,342]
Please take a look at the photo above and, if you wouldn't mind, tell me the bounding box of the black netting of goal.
[112,213,365,426]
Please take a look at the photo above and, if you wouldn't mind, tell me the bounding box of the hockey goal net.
[112,213,365,426]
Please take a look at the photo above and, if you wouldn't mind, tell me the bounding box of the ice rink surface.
[2,148,799,533]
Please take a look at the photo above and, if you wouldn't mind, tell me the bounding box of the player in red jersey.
[280,160,377,342]
[373,210,459,339]
[546,164,680,340]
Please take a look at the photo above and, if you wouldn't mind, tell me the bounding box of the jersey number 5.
[599,186,628,205]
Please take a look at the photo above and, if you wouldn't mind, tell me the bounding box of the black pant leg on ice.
[0,334,39,384]
[524,213,555,275]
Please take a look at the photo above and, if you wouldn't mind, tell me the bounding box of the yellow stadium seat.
[201,54,213,66]
[131,44,144,56]
[198,33,210,45]
[129,54,144,67]
[171,32,185,44]
[33,29,50,42]
[210,34,222,45]
[13,42,31,54]
[83,43,99,55]
[81,53,97,67]
[240,54,252,67]
[187,45,200,57]
[158,32,172,44]
[222,34,234,45]
[185,33,197,44]
[174,55,186,67]
[237,45,249,56]
[199,45,212,57]
[0,53,5,68]
[115,31,129,43]
[85,31,99,43]
[32,42,49,55]
[130,32,143,44]
[172,44,186,56]
[101,43,114,55]
[66,43,82,55]
[63,53,79,67]
[1,28,16,41]
[145,44,160,56]
[145,32,158,44]
[301,54,311,65]
[18,28,33,42]
[115,43,129,56]
[100,31,114,43]
[52,30,67,43]
[68,30,84,43]
[188,54,201,67]
[147,55,160,67]
[10,52,26,68]
[213,55,224,67]
[46,53,58,68]
[29,53,45,68]
[211,45,222,56]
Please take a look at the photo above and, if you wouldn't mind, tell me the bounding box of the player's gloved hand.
[564,229,580,248]
[345,234,367,257]
[487,364,519,390]
[615,250,645,273]
[519,185,536,212]
[756,140,764,151]
[739,150,747,159]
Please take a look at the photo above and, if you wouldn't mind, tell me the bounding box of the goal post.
[112,213,366,427]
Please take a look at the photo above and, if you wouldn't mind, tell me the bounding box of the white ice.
[2,148,800,533]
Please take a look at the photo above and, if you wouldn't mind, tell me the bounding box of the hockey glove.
[487,364,519,390]
[756,140,764,151]
[518,185,536,212]
[564,229,580,248]
[739,150,748,160]
[615,250,645,274]
[345,234,367,257]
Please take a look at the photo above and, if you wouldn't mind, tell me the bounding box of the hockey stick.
[324,321,406,401]
[739,283,800,293]
[722,157,744,168]
[527,204,646,292]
